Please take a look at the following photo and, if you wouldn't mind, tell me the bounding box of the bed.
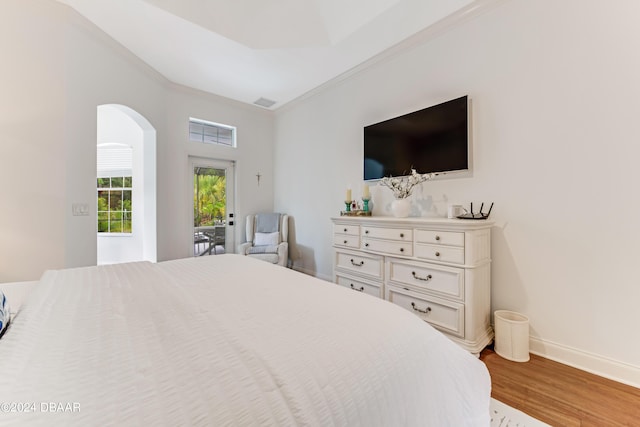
[0,255,490,426]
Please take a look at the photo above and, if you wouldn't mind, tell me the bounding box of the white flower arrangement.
[379,169,434,199]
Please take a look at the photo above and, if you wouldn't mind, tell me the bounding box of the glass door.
[190,157,235,256]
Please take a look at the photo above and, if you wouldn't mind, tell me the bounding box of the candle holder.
[362,197,370,213]
[344,200,352,212]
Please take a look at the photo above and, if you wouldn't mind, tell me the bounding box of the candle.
[363,184,370,199]
[346,188,352,201]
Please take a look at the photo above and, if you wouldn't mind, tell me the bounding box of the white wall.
[0,0,67,282]
[162,86,275,260]
[274,0,640,385]
[0,0,274,280]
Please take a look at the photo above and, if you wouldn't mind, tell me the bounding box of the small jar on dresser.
[331,216,493,355]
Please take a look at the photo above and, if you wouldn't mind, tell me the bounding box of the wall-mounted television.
[364,96,469,180]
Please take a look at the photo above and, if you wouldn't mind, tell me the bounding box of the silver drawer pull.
[350,259,364,267]
[412,272,432,281]
[350,284,365,292]
[411,302,432,314]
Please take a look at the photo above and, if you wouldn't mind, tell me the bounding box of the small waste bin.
[494,310,530,362]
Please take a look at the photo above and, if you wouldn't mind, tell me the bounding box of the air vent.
[253,97,277,108]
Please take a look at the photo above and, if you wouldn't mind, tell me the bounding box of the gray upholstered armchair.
[238,213,289,266]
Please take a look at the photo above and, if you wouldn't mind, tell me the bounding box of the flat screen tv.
[364,96,469,180]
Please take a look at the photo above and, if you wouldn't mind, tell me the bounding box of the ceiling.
[55,0,480,110]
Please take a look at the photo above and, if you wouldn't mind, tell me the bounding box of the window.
[97,143,133,234]
[189,118,236,147]
[98,177,132,233]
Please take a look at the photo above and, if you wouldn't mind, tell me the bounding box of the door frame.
[188,156,236,257]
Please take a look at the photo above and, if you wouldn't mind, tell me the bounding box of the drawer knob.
[365,243,369,247]
[343,228,348,232]
[365,230,369,234]
[435,251,441,257]
[343,240,348,244]
[350,284,365,292]
[412,272,432,281]
[400,233,404,238]
[435,235,440,241]
[350,259,364,267]
[411,302,432,314]
[400,248,404,253]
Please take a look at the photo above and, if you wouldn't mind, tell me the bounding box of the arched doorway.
[97,105,157,264]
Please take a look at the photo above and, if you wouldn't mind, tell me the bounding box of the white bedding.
[0,255,490,426]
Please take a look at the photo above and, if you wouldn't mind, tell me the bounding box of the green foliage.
[194,172,226,226]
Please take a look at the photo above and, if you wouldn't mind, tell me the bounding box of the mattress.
[0,255,490,426]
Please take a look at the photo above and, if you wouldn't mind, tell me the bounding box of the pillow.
[0,290,10,339]
[254,232,280,246]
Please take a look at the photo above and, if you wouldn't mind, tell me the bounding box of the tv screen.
[364,96,469,180]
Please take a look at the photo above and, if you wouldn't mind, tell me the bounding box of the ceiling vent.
[253,97,277,108]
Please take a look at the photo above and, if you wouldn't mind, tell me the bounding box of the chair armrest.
[276,242,289,267]
[238,242,252,255]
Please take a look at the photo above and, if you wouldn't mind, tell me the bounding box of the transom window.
[189,118,236,147]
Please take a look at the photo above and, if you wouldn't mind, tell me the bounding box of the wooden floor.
[480,347,640,426]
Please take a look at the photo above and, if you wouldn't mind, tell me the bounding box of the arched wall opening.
[97,104,157,264]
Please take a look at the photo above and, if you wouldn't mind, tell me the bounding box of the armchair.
[238,213,289,266]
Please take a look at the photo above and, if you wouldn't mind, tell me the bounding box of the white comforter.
[0,255,490,426]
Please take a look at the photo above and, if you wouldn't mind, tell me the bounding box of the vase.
[391,198,410,218]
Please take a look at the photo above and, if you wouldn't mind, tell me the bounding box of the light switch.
[72,203,90,216]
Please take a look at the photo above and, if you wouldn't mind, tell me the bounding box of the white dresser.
[331,216,493,354]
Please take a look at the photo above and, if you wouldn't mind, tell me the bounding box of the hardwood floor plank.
[480,347,640,426]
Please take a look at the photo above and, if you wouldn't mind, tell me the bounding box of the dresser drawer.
[415,229,464,247]
[333,234,360,249]
[386,286,464,337]
[362,238,413,257]
[387,259,463,301]
[335,250,383,280]
[362,226,412,242]
[333,223,360,236]
[415,244,464,264]
[335,274,382,298]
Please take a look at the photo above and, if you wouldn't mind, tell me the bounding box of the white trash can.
[494,310,530,362]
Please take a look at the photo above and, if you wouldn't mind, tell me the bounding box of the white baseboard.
[529,336,640,389]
